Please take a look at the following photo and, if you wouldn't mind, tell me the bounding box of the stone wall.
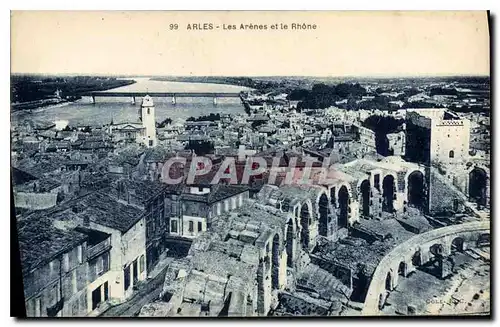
[14,192,58,210]
[428,168,467,214]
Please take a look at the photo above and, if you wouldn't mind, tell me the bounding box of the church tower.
[141,95,157,147]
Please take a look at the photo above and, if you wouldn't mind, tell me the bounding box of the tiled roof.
[17,214,88,276]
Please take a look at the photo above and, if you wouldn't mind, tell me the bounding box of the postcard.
[10,10,490,317]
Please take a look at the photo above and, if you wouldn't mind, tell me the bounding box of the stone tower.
[141,95,157,147]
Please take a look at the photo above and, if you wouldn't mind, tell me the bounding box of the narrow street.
[100,258,173,317]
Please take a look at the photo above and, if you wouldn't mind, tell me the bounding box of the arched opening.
[286,219,294,268]
[411,251,422,267]
[382,175,395,213]
[449,150,454,158]
[477,233,490,248]
[398,262,407,277]
[385,272,392,291]
[408,171,425,210]
[451,237,464,253]
[360,180,371,218]
[318,193,329,237]
[271,234,280,290]
[469,167,488,208]
[338,186,349,229]
[281,198,291,212]
[430,244,444,260]
[300,204,311,250]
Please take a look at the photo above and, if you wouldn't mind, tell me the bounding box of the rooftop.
[17,215,88,276]
[62,191,144,233]
[181,184,249,204]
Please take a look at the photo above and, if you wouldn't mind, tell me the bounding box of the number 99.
[169,24,178,30]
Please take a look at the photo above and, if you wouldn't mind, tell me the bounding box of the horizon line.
[10,72,491,79]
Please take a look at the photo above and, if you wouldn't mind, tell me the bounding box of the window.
[103,252,110,273]
[63,253,69,272]
[197,221,203,232]
[96,257,104,275]
[91,287,101,310]
[171,220,178,233]
[77,245,83,264]
[149,140,153,147]
[147,108,150,115]
[133,259,138,283]
[188,221,194,233]
[449,150,455,158]
[124,266,131,291]
[104,282,109,301]
[139,255,145,273]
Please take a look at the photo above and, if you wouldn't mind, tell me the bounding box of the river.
[11,78,251,127]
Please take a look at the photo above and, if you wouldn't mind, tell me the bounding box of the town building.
[170,184,250,239]
[19,215,89,317]
[109,95,157,148]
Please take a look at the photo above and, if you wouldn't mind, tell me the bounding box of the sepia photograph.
[10,10,491,318]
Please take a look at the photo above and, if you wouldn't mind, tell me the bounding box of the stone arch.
[468,167,488,208]
[338,185,349,229]
[407,170,425,210]
[451,237,464,253]
[360,179,371,218]
[271,233,280,290]
[285,216,296,268]
[362,221,490,315]
[299,201,313,250]
[382,174,396,213]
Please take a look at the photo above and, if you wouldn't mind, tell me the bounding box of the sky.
[10,11,490,77]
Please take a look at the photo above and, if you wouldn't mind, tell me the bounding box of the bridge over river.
[76,91,244,105]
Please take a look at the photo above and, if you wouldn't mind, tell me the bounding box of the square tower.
[405,109,470,166]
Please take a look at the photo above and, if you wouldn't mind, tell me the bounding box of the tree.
[185,140,214,155]
[157,118,172,128]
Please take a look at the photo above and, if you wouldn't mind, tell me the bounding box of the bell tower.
[141,95,157,147]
